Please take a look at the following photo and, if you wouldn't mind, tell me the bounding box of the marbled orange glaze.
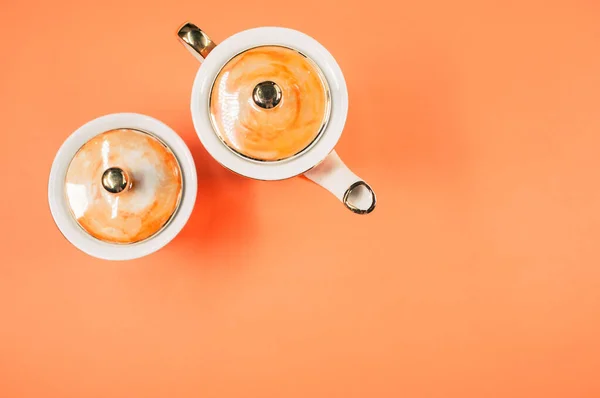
[64,129,182,244]
[210,46,330,161]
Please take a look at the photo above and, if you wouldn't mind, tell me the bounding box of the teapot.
[177,22,376,214]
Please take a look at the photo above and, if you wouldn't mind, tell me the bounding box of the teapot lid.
[209,45,331,162]
[64,128,183,244]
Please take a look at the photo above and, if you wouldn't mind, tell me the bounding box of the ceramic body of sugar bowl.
[48,113,197,260]
[177,22,376,214]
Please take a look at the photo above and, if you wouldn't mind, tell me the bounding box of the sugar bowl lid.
[209,45,331,162]
[49,113,197,260]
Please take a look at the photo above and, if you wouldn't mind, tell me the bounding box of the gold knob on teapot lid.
[101,167,132,194]
[252,81,283,109]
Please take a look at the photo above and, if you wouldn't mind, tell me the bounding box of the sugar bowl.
[48,113,197,260]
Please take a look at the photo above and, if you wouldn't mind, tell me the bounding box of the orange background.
[1,0,600,397]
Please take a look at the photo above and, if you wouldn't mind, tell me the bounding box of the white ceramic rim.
[190,27,348,180]
[48,113,197,261]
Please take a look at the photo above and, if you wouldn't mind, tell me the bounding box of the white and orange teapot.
[177,22,376,214]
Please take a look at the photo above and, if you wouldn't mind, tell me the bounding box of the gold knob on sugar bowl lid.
[101,167,132,194]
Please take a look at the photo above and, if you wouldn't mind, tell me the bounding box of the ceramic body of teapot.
[178,22,376,214]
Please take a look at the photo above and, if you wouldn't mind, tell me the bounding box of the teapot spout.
[177,22,216,63]
[304,150,376,214]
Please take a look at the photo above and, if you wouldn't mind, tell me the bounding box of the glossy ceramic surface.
[209,46,330,161]
[65,128,183,244]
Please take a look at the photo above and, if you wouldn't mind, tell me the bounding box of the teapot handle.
[177,22,216,63]
[304,151,376,214]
